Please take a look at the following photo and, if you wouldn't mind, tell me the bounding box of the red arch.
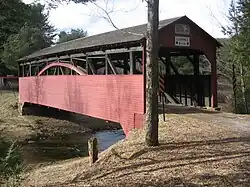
[37,62,87,76]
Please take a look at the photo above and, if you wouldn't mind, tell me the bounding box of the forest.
[0,0,87,76]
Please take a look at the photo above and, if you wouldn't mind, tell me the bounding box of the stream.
[21,129,125,166]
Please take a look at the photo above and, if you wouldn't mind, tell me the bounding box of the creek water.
[21,129,125,166]
[95,129,125,151]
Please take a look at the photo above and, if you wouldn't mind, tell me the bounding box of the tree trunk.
[240,63,248,113]
[232,63,237,113]
[145,0,159,146]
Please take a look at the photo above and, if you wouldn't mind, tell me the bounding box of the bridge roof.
[19,16,221,62]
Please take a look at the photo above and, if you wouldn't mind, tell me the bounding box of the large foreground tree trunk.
[145,0,159,146]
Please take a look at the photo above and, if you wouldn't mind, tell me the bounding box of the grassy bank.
[0,91,121,185]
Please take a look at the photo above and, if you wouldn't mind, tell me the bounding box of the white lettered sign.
[175,36,190,47]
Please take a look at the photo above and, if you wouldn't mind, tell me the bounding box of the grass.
[0,140,23,186]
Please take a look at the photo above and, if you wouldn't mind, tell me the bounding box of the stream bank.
[0,91,125,169]
[20,129,125,167]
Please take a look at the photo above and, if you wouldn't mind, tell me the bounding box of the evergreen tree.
[57,29,87,44]
[0,3,55,75]
[0,0,29,47]
[223,0,250,113]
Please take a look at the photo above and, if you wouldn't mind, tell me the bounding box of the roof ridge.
[19,15,186,61]
[53,15,184,46]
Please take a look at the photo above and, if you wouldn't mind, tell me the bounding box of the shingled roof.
[19,16,183,61]
[19,16,220,62]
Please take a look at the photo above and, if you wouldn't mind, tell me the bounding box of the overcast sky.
[23,0,231,38]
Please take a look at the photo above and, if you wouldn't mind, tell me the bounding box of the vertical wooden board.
[134,113,144,129]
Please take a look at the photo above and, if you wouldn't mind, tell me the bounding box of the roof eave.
[216,41,223,48]
[18,39,144,63]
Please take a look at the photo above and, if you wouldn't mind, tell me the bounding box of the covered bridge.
[18,15,221,135]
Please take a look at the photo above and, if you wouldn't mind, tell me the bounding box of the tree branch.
[91,1,144,37]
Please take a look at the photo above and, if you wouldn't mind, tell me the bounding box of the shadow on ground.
[68,137,250,187]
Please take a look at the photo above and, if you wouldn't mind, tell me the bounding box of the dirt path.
[165,105,250,136]
[189,112,250,135]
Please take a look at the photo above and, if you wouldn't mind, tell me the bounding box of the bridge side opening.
[18,47,144,77]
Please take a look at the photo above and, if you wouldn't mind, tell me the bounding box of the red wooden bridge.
[18,16,221,136]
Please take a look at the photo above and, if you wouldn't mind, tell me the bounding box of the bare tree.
[222,0,248,114]
[35,0,160,145]
[90,1,143,36]
[88,0,160,146]
[144,0,159,146]
[208,0,249,113]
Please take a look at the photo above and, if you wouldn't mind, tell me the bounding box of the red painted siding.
[19,75,144,135]
[159,17,217,55]
[158,17,218,107]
